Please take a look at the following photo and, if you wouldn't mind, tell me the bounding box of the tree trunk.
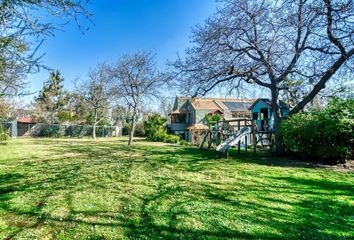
[271,87,284,155]
[128,106,138,146]
[92,109,97,140]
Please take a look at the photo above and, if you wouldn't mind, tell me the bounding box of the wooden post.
[252,119,256,154]
[237,120,241,154]
[244,119,247,153]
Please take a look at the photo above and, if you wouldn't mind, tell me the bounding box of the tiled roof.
[186,123,209,130]
[17,117,36,123]
[248,98,290,110]
[169,110,188,115]
[191,99,222,110]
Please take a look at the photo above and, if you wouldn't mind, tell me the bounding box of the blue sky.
[27,0,217,99]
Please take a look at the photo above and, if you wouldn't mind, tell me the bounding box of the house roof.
[191,99,222,110]
[248,98,289,110]
[17,117,36,124]
[207,109,223,115]
[169,109,188,115]
[222,101,253,111]
[186,123,209,130]
[190,98,255,111]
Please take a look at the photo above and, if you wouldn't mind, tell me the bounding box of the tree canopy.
[171,0,354,153]
[0,0,90,97]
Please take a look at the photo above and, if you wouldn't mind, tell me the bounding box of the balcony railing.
[168,123,190,131]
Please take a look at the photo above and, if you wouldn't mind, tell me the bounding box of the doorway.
[260,108,269,131]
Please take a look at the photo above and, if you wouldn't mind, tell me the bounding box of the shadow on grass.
[0,138,353,239]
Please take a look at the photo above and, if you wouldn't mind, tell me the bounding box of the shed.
[248,99,289,132]
[17,117,37,137]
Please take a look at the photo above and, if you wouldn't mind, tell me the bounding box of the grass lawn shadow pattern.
[0,137,353,239]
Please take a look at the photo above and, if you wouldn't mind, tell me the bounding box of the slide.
[216,127,250,153]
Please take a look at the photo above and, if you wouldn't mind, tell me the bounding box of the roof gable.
[248,98,290,110]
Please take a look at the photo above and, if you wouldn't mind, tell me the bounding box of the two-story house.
[168,96,255,141]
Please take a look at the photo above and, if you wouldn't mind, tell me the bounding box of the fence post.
[252,120,256,154]
[11,120,17,139]
[237,120,241,154]
[244,119,248,153]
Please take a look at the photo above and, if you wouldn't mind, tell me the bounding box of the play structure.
[199,118,273,156]
[199,99,289,156]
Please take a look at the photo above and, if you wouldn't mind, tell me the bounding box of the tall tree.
[112,51,163,145]
[61,92,88,124]
[171,0,354,153]
[76,63,116,139]
[35,70,65,124]
[158,96,174,117]
[0,0,90,97]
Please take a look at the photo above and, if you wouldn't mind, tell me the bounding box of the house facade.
[168,96,255,141]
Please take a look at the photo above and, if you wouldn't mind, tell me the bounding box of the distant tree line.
[32,51,169,144]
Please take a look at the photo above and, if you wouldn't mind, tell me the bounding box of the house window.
[252,112,258,120]
[173,114,186,123]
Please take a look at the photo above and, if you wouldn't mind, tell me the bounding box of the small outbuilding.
[249,98,289,132]
[17,117,37,137]
[186,123,209,145]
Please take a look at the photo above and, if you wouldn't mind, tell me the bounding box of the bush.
[134,122,145,137]
[163,134,180,143]
[65,125,86,137]
[38,125,61,137]
[144,114,180,143]
[281,99,354,163]
[96,126,114,137]
[144,114,166,138]
[0,124,8,142]
[179,140,190,146]
[122,122,145,137]
[204,114,221,125]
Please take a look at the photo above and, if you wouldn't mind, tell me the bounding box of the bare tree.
[0,0,90,97]
[75,63,116,139]
[171,0,354,153]
[159,96,174,117]
[112,52,163,145]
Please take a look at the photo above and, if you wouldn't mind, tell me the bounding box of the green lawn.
[0,138,353,239]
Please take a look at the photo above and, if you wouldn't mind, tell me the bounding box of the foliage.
[35,70,66,124]
[162,133,180,143]
[170,0,354,153]
[144,114,167,139]
[281,99,354,163]
[61,92,88,123]
[0,138,353,239]
[179,139,190,146]
[95,126,114,138]
[144,114,180,143]
[0,122,8,141]
[204,114,221,125]
[134,122,145,137]
[57,110,73,123]
[64,125,87,137]
[37,124,60,138]
[0,98,11,120]
[122,122,145,137]
[0,0,90,97]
